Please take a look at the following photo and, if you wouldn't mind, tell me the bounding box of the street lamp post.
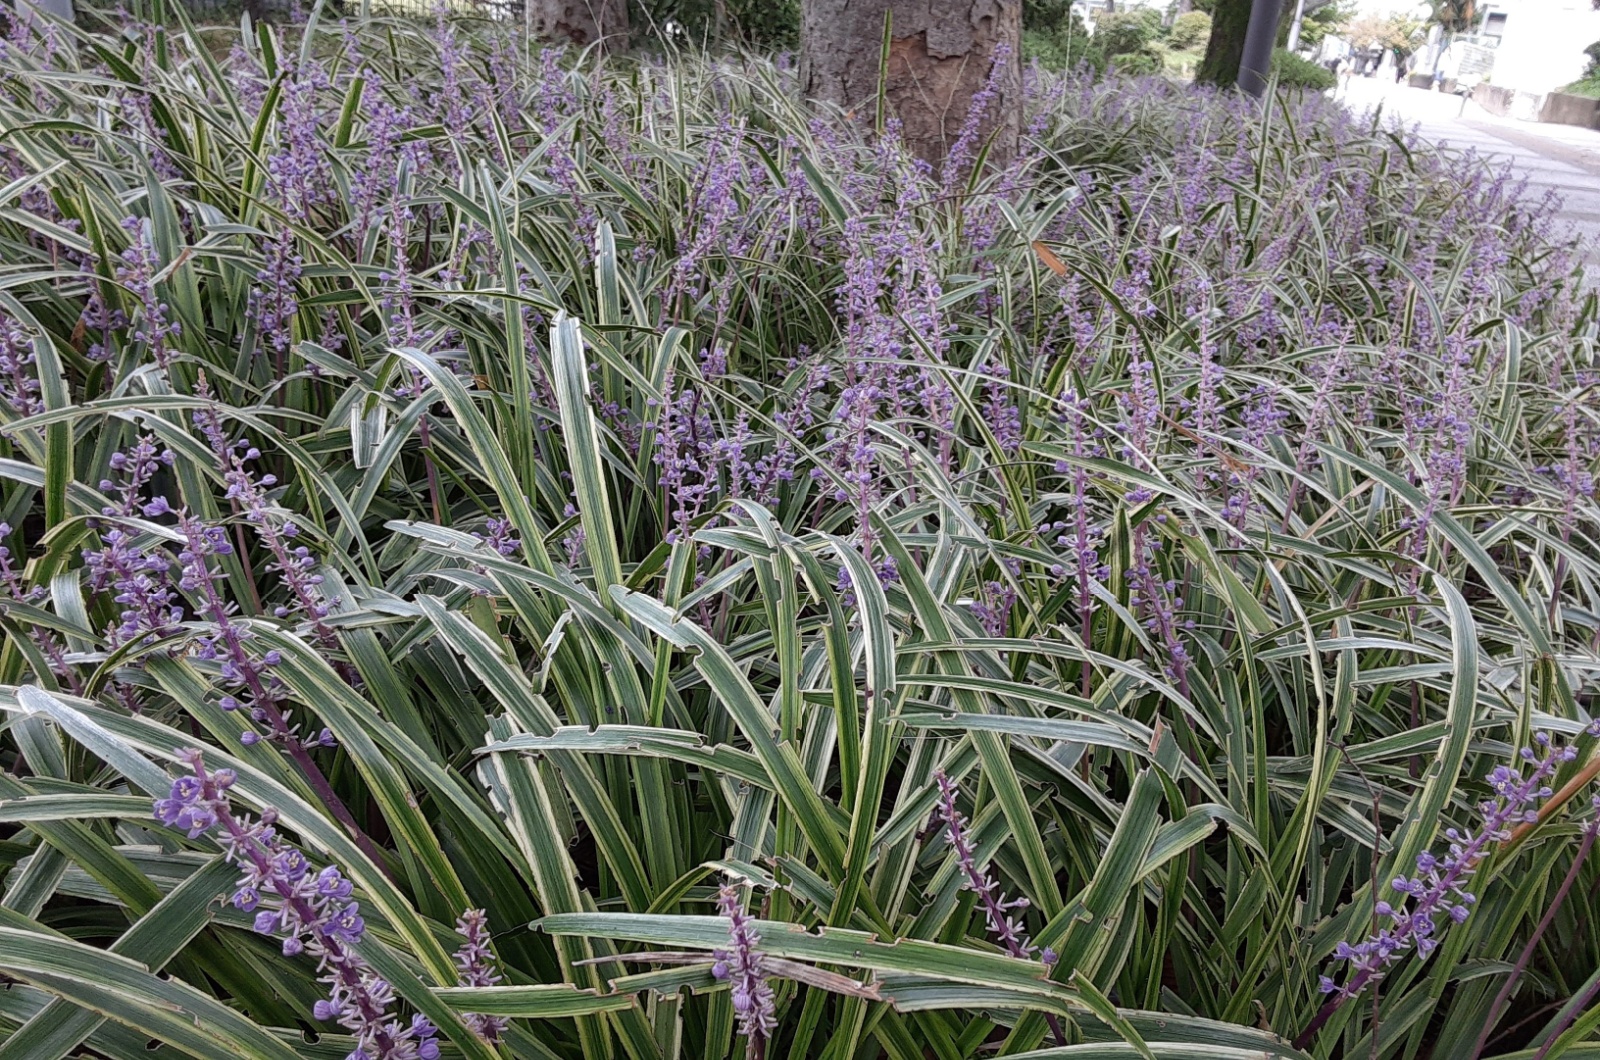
[1285,0,1306,51]
[1238,0,1286,97]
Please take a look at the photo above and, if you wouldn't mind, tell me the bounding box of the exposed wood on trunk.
[528,0,629,50]
[800,0,1022,172]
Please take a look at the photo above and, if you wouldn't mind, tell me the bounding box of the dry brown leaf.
[1031,240,1068,277]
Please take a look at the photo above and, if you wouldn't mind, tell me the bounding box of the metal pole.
[15,0,75,26]
[1285,0,1306,52]
[1238,0,1285,98]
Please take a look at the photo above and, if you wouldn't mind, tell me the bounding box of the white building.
[1470,0,1600,95]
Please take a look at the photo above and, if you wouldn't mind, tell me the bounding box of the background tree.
[1277,0,1349,48]
[1428,0,1476,32]
[800,0,1023,170]
[1197,0,1341,86]
[1285,0,1349,48]
[1095,9,1165,72]
[530,0,630,47]
[1347,11,1422,49]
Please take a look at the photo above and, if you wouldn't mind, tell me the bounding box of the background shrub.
[1273,46,1337,89]
[631,0,800,48]
[1168,9,1213,48]
[1091,8,1164,55]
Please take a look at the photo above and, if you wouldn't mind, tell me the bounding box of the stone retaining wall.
[1540,92,1600,130]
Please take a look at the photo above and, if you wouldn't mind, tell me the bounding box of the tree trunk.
[800,0,1022,173]
[1195,0,1250,85]
[528,0,629,49]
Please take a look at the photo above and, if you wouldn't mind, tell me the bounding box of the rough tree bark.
[800,0,1022,172]
[1195,0,1250,86]
[527,0,628,49]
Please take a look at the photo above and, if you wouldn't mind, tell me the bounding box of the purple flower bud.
[712,885,777,1045]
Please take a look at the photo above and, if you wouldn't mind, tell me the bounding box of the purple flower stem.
[418,416,444,527]
[216,802,398,1050]
[452,909,510,1044]
[1512,752,1600,849]
[1469,817,1599,1060]
[1535,970,1600,1060]
[178,517,389,878]
[155,752,436,1059]
[710,885,777,1058]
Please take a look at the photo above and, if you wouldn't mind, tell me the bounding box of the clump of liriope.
[0,5,1595,1060]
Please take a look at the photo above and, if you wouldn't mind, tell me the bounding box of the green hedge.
[1272,48,1336,90]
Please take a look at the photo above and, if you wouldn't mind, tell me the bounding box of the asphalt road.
[1337,77,1600,288]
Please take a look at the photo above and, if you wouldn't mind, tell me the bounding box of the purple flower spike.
[116,218,181,370]
[474,518,521,558]
[153,751,440,1060]
[192,381,342,659]
[932,771,1040,961]
[452,909,509,1044]
[0,313,42,416]
[100,434,175,518]
[250,229,303,360]
[264,58,335,223]
[932,772,1066,1045]
[710,884,777,1050]
[941,41,1011,196]
[1319,735,1575,1001]
[82,525,182,650]
[173,510,316,750]
[1297,728,1600,1048]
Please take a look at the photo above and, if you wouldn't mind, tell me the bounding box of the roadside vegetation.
[0,7,1596,1060]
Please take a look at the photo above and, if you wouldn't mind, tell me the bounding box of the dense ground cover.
[0,7,1598,1060]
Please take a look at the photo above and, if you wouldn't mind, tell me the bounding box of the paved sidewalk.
[1336,77,1600,286]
